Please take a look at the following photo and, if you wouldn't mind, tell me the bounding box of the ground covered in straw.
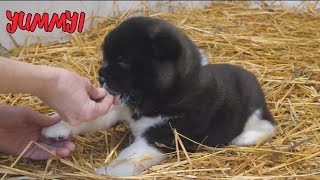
[0,2,319,179]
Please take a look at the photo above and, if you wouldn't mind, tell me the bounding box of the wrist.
[33,65,61,99]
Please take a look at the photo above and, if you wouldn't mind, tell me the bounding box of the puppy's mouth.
[102,82,122,105]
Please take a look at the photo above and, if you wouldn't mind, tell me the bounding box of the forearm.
[0,56,57,96]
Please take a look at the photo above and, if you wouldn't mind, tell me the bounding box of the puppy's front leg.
[42,105,131,140]
[96,137,167,177]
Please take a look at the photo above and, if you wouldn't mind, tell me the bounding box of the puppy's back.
[201,63,275,124]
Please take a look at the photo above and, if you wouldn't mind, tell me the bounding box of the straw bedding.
[0,1,319,179]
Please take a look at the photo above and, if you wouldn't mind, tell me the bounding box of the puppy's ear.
[150,29,182,61]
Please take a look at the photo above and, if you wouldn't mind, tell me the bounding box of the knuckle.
[83,78,91,85]
[69,119,79,126]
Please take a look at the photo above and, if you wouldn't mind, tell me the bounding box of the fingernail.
[97,88,107,96]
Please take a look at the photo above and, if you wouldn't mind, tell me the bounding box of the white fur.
[41,105,131,139]
[199,49,209,66]
[96,115,167,176]
[42,107,168,177]
[41,115,72,139]
[231,109,275,145]
[96,136,167,176]
[129,116,166,137]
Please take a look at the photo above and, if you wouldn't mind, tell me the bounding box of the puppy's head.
[99,17,200,115]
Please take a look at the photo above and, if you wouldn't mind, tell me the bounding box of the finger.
[84,77,106,100]
[41,137,76,151]
[26,111,62,127]
[87,93,114,120]
[24,141,75,160]
[23,142,57,160]
[56,141,76,157]
[55,148,71,157]
[50,113,62,121]
[48,141,75,157]
[64,141,76,151]
[87,85,107,100]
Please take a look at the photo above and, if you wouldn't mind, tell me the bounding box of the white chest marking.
[199,49,209,66]
[129,116,166,137]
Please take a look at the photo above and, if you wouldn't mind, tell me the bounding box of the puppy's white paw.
[95,166,107,176]
[96,163,141,177]
[41,121,71,140]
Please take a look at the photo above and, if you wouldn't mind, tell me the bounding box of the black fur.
[99,17,275,153]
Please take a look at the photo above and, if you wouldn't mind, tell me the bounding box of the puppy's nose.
[98,76,106,87]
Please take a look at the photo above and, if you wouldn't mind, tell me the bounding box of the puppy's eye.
[118,62,131,69]
[118,59,128,64]
[116,57,131,69]
[116,56,129,64]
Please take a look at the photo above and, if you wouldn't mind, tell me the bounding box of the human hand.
[0,106,75,160]
[38,67,114,126]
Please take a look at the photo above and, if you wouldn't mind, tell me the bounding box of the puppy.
[42,17,276,177]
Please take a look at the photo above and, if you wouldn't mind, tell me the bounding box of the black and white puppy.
[42,17,276,177]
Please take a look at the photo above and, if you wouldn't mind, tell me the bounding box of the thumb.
[27,112,62,127]
[87,84,107,101]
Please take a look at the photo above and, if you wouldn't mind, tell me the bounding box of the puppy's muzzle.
[98,76,121,96]
[98,76,106,87]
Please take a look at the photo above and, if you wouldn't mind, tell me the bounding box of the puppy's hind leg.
[42,105,131,140]
[231,109,275,146]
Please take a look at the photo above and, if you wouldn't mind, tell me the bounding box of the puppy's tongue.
[113,95,121,105]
